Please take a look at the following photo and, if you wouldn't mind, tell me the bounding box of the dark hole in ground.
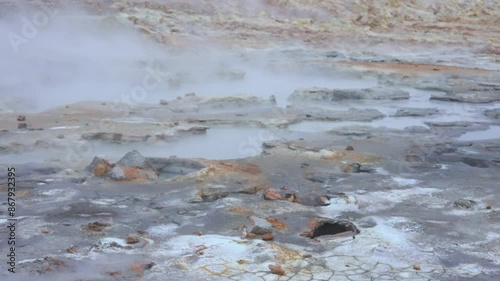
[311,220,360,239]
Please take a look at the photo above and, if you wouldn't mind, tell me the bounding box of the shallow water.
[457,125,500,141]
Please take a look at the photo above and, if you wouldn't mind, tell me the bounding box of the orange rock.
[227,206,255,214]
[299,231,312,237]
[266,217,287,231]
[82,221,111,232]
[413,264,421,270]
[122,166,140,180]
[264,189,282,200]
[126,234,140,244]
[67,245,78,254]
[269,264,285,275]
[130,261,155,274]
[262,233,275,241]
[94,163,111,177]
[194,230,203,236]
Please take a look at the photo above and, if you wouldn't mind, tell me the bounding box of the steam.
[0,1,386,113]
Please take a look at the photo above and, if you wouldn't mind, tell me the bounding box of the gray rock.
[394,108,439,117]
[341,163,361,173]
[247,216,273,235]
[116,150,155,170]
[425,121,473,127]
[430,91,500,103]
[300,107,384,121]
[484,108,500,119]
[454,198,476,209]
[289,87,409,103]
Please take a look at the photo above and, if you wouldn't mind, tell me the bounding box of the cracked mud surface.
[0,1,500,280]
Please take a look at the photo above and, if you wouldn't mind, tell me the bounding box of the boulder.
[85,157,114,177]
[109,150,159,181]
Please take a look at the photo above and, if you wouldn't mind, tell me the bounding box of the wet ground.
[0,1,500,281]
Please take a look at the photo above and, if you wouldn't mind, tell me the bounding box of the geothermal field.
[0,0,499,280]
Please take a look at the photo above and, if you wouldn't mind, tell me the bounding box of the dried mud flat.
[0,1,500,281]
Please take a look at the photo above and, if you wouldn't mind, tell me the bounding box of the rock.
[85,157,114,177]
[299,107,385,121]
[340,163,361,173]
[247,216,273,235]
[18,123,27,129]
[116,150,154,169]
[413,265,421,270]
[159,99,169,105]
[484,108,500,119]
[262,233,275,241]
[425,121,473,127]
[195,188,229,202]
[82,221,111,232]
[394,108,439,117]
[346,145,354,151]
[17,115,26,121]
[461,157,490,168]
[126,234,140,244]
[263,189,282,200]
[316,195,331,206]
[130,261,155,274]
[199,95,275,110]
[109,151,159,181]
[430,91,500,103]
[67,245,78,253]
[269,264,285,276]
[266,217,287,231]
[289,87,409,104]
[454,198,476,209]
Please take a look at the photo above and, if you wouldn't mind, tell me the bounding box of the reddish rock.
[126,234,140,244]
[85,157,113,177]
[346,145,354,151]
[264,189,282,200]
[299,231,312,237]
[266,217,287,231]
[108,151,159,181]
[413,264,421,270]
[67,245,78,253]
[262,233,275,241]
[130,261,155,274]
[82,221,111,232]
[227,206,255,214]
[269,264,285,276]
[246,233,256,239]
[17,115,26,121]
